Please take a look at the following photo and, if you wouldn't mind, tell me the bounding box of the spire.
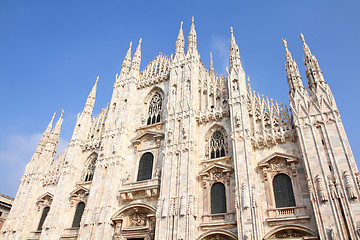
[186,17,198,55]
[35,112,56,154]
[130,38,142,76]
[229,27,241,70]
[300,33,325,89]
[51,110,63,136]
[209,52,215,76]
[119,41,132,79]
[175,21,185,57]
[282,39,305,94]
[49,110,64,156]
[83,76,99,115]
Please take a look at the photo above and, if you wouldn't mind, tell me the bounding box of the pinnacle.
[300,33,305,43]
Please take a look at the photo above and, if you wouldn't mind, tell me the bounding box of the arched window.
[273,174,296,208]
[210,131,226,159]
[147,94,162,125]
[137,152,154,181]
[72,202,85,228]
[211,182,226,214]
[83,154,97,182]
[37,206,50,231]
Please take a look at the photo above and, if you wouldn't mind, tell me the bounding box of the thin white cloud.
[0,133,68,198]
[210,34,229,74]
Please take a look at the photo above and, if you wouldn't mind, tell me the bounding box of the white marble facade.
[2,18,360,240]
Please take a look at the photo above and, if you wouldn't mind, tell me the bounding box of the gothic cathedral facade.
[2,18,360,240]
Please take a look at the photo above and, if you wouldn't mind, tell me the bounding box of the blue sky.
[1,1,359,198]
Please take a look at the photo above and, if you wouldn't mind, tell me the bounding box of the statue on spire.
[229,27,241,70]
[186,17,198,55]
[300,33,325,89]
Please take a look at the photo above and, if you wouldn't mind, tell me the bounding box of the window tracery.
[82,153,97,182]
[147,94,162,125]
[205,127,228,159]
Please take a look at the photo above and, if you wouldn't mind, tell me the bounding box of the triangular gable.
[199,163,233,176]
[70,186,89,197]
[38,192,54,201]
[131,131,165,145]
[258,152,298,168]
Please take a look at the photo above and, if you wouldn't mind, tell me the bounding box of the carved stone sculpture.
[344,171,357,200]
[316,175,328,202]
[242,183,250,209]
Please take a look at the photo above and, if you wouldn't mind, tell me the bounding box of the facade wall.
[1,20,360,240]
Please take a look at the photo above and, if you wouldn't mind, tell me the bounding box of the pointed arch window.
[72,202,85,228]
[83,154,97,182]
[147,94,162,125]
[37,206,50,231]
[273,174,296,208]
[137,152,154,181]
[210,131,226,159]
[211,182,226,214]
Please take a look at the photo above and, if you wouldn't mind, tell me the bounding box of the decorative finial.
[51,112,56,122]
[180,21,183,27]
[96,76,99,84]
[282,38,288,48]
[300,33,305,43]
[60,109,64,118]
[192,16,194,23]
[139,38,142,44]
[129,41,132,47]
[230,27,233,33]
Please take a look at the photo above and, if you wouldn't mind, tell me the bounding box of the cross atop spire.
[130,38,142,76]
[175,21,185,58]
[187,16,198,55]
[119,41,132,79]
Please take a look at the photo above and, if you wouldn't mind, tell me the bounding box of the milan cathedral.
[2,17,360,240]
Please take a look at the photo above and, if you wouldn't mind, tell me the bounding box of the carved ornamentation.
[329,225,339,240]
[235,188,240,209]
[270,229,307,238]
[36,193,54,211]
[343,171,357,200]
[241,183,250,210]
[129,212,147,226]
[244,231,252,240]
[315,175,328,202]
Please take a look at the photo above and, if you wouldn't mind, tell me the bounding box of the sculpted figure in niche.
[329,225,339,240]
